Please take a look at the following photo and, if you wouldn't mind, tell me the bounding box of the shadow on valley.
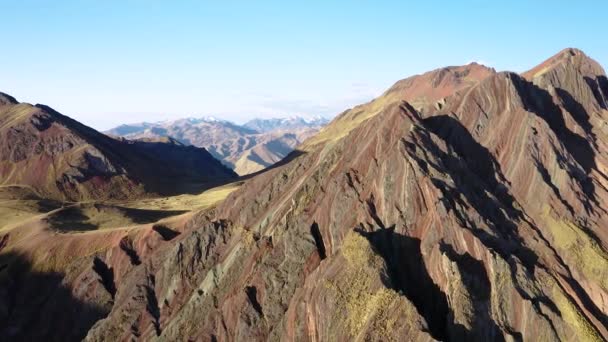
[357,228,507,341]
[0,251,109,341]
[240,149,308,180]
[42,105,240,198]
[47,204,187,232]
[127,138,240,196]
[245,140,296,170]
[152,224,181,241]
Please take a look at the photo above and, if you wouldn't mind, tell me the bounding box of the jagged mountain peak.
[195,49,608,341]
[523,47,606,81]
[4,48,608,341]
[518,48,608,116]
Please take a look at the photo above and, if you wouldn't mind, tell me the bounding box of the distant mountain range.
[4,48,608,341]
[0,94,236,201]
[105,115,329,175]
[242,115,328,132]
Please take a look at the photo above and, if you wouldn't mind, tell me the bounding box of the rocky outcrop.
[2,48,608,341]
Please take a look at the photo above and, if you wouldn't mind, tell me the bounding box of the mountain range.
[1,48,608,341]
[105,116,329,175]
[0,95,236,201]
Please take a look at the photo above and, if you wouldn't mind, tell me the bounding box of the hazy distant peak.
[104,113,330,175]
[243,115,329,133]
[199,115,224,123]
[178,116,234,125]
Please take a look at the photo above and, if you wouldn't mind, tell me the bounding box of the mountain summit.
[2,49,608,341]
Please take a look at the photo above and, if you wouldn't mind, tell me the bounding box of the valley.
[1,48,608,341]
[106,116,328,175]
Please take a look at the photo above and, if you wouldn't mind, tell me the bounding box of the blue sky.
[1,1,606,129]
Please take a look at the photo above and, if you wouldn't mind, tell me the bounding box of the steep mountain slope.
[0,97,236,201]
[2,49,608,341]
[302,62,495,149]
[106,117,327,175]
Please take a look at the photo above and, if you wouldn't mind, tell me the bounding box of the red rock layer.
[0,99,236,201]
[3,49,608,341]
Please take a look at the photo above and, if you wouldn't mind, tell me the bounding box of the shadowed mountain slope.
[2,49,608,341]
[106,117,327,175]
[0,99,237,201]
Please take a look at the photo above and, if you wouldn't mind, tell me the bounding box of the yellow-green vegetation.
[532,66,551,79]
[45,203,185,232]
[489,255,517,329]
[43,182,242,232]
[0,103,38,130]
[1,182,241,234]
[30,239,115,273]
[340,231,383,267]
[0,228,132,276]
[551,281,603,342]
[445,269,475,329]
[541,206,608,291]
[240,227,257,247]
[233,151,268,176]
[121,182,241,212]
[301,92,400,150]
[325,232,414,340]
[0,199,56,230]
[0,186,62,230]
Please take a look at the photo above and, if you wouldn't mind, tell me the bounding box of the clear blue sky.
[1,0,606,130]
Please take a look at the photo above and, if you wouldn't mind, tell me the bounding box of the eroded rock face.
[3,48,608,341]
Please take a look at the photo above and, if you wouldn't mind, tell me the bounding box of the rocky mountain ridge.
[0,97,237,201]
[2,48,608,341]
